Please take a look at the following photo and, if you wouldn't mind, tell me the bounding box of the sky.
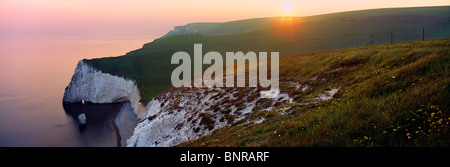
[1,0,449,38]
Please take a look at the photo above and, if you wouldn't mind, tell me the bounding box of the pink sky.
[1,0,449,38]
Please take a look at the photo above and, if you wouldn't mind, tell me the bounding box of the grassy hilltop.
[85,6,450,103]
[179,39,449,147]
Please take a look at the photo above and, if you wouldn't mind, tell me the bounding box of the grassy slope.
[179,39,450,147]
[165,6,450,37]
[85,6,450,103]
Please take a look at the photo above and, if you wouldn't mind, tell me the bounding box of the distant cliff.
[161,18,271,38]
[162,23,207,38]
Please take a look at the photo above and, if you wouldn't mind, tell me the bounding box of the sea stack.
[78,113,86,125]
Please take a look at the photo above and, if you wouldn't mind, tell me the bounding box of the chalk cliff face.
[126,79,340,147]
[126,86,295,147]
[63,60,144,117]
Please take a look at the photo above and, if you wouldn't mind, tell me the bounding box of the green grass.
[178,39,450,147]
[84,6,450,103]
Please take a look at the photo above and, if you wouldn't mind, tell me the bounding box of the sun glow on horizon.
[1,0,449,37]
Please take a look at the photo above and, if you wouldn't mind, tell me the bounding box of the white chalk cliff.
[126,86,295,147]
[63,60,144,117]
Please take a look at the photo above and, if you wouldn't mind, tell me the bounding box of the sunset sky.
[1,0,449,38]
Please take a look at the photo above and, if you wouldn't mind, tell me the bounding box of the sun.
[283,3,294,14]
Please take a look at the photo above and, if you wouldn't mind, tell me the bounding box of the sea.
[0,35,153,146]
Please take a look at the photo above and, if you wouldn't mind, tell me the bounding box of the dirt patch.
[338,59,367,68]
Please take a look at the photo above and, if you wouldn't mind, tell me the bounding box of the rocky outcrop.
[63,60,144,117]
[78,113,86,125]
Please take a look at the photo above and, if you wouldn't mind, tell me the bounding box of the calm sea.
[0,35,152,146]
